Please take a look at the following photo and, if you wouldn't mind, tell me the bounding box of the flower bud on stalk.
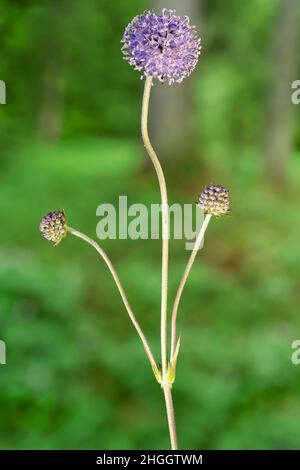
[198,185,230,216]
[39,210,67,246]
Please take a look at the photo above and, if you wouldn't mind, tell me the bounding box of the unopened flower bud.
[198,185,230,216]
[39,210,67,246]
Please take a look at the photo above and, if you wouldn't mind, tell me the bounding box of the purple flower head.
[121,9,201,84]
[39,210,67,246]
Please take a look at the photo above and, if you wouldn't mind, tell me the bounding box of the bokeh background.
[1,0,300,450]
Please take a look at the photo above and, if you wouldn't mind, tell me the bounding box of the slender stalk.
[170,214,212,360]
[141,77,169,381]
[67,226,158,372]
[141,77,178,449]
[163,385,178,450]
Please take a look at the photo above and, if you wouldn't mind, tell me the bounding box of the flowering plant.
[40,9,230,450]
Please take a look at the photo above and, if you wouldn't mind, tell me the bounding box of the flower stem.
[141,77,169,381]
[170,214,212,361]
[141,77,178,449]
[163,385,178,450]
[67,226,158,373]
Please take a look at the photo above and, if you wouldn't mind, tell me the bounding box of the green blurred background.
[1,0,300,450]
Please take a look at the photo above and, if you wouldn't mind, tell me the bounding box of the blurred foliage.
[0,0,300,450]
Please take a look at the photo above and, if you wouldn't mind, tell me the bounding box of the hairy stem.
[170,214,212,360]
[141,77,169,380]
[67,226,158,372]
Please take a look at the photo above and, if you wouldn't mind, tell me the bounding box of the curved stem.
[67,226,158,372]
[141,77,178,450]
[170,214,212,361]
[163,385,178,450]
[141,77,169,381]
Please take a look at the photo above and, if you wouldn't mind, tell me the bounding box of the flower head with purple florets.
[198,185,230,217]
[121,9,201,84]
[39,210,67,246]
